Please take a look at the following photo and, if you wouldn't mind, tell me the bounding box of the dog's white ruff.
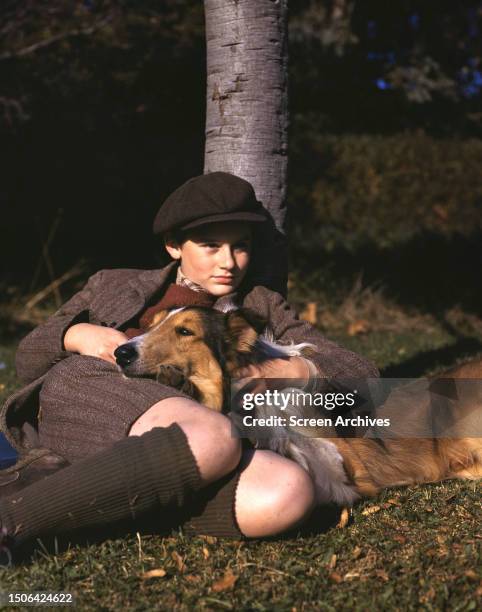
[247,330,359,506]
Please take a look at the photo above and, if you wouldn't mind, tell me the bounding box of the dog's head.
[114,306,266,378]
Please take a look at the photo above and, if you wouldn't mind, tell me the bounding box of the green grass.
[1,323,481,610]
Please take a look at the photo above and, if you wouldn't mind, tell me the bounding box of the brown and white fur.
[116,306,482,507]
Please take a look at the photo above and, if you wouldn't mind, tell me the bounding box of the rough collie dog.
[115,306,482,506]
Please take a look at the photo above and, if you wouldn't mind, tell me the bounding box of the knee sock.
[0,424,201,551]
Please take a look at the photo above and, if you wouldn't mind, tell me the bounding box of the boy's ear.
[225,309,266,353]
[164,236,182,260]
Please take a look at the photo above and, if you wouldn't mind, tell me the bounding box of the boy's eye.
[202,243,219,249]
[234,241,250,251]
[175,326,195,336]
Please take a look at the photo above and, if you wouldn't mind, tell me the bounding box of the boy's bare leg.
[130,398,316,537]
[235,450,315,537]
[0,398,314,560]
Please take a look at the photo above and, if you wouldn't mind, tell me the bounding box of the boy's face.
[165,221,252,296]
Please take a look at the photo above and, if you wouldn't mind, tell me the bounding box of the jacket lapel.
[104,260,241,325]
[108,262,178,327]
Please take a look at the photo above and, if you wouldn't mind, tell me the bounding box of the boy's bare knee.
[130,397,201,435]
[236,452,315,538]
[263,462,315,532]
[276,462,316,526]
[130,397,241,484]
[180,417,241,483]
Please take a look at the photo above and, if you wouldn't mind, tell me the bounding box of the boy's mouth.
[213,275,234,283]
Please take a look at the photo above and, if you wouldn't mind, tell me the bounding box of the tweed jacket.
[1,261,379,454]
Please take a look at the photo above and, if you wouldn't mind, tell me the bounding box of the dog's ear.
[148,310,170,328]
[224,309,266,353]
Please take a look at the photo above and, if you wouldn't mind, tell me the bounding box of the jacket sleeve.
[15,270,105,384]
[249,287,379,381]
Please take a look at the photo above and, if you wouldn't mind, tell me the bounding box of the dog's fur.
[117,306,482,506]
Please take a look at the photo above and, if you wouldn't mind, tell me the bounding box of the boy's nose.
[114,344,138,367]
[219,246,235,268]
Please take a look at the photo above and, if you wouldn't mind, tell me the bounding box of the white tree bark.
[204,0,288,293]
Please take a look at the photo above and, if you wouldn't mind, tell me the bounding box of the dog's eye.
[175,326,195,336]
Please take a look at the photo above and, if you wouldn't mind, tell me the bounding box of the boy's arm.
[15,271,106,383]
[245,287,379,381]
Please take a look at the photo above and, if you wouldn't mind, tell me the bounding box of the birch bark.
[204,0,288,294]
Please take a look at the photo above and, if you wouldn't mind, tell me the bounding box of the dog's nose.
[114,344,138,367]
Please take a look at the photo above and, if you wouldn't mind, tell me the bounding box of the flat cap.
[153,172,268,235]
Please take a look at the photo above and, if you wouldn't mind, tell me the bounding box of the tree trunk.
[204,0,289,295]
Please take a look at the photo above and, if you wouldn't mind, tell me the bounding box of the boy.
[0,173,378,561]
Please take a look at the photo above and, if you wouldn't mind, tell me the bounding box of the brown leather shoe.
[0,448,69,499]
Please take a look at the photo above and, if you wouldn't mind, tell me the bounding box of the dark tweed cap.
[153,172,268,235]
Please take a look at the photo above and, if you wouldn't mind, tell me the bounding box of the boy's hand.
[231,358,311,413]
[235,356,310,383]
[63,323,129,364]
[233,357,311,398]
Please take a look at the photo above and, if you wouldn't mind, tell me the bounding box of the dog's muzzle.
[114,343,138,368]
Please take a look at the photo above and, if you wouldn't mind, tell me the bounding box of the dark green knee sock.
[0,424,201,551]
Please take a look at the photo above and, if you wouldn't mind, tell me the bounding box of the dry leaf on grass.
[141,568,167,580]
[393,535,407,544]
[337,507,350,528]
[419,586,436,603]
[347,320,370,336]
[171,551,186,573]
[464,570,479,581]
[352,546,362,559]
[212,568,238,592]
[344,571,361,580]
[362,505,381,516]
[328,571,343,584]
[185,574,201,584]
[327,554,337,569]
[202,547,210,560]
[375,569,389,582]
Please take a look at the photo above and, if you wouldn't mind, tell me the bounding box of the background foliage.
[0,0,480,310]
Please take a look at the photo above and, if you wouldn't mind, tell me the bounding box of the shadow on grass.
[13,495,344,566]
[381,336,482,377]
[292,504,343,538]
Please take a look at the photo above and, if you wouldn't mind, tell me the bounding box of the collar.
[176,266,209,293]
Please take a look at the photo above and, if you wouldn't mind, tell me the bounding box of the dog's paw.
[155,365,201,400]
[155,364,187,388]
[179,378,202,400]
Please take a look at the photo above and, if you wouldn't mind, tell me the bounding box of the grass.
[1,297,481,610]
